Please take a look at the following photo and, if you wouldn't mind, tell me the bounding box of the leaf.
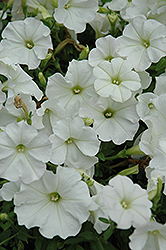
[98,217,110,224]
[103,226,114,241]
[75,245,84,250]
[46,239,58,250]
[97,152,105,161]
[35,239,43,250]
[155,57,166,71]
[79,232,95,241]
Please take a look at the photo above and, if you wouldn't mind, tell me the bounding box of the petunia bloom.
[14,166,98,239]
[1,17,53,69]
[102,175,152,229]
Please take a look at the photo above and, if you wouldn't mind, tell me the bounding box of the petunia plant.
[0,0,166,250]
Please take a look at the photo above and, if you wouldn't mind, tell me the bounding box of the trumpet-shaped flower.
[79,96,139,144]
[0,121,52,184]
[102,175,152,229]
[129,220,166,250]
[14,167,98,239]
[1,17,53,69]
[93,58,141,102]
[49,116,100,169]
[88,35,119,67]
[117,16,166,71]
[53,0,98,33]
[46,59,97,113]
[1,64,43,100]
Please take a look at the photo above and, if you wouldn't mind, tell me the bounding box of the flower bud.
[108,13,118,25]
[0,213,8,221]
[78,45,89,60]
[38,72,46,86]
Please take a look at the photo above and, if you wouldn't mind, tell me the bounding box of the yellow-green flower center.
[112,79,120,85]
[143,41,150,48]
[148,102,154,109]
[72,85,82,94]
[26,41,34,49]
[49,192,61,202]
[121,201,128,209]
[104,109,113,118]
[17,144,25,152]
[66,137,73,144]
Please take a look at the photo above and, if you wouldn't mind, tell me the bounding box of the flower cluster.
[0,0,166,249]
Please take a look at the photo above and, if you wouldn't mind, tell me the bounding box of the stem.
[77,169,103,188]
[0,232,19,246]
[97,237,104,250]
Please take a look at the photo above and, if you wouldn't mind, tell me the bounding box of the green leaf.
[46,239,58,250]
[103,226,114,241]
[75,245,84,250]
[1,221,11,231]
[35,239,43,250]
[79,231,95,241]
[155,57,166,71]
[97,152,105,161]
[98,217,110,224]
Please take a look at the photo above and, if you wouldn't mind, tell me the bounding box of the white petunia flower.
[89,12,110,39]
[105,0,133,11]
[14,167,98,239]
[88,35,119,67]
[0,121,52,184]
[49,116,100,169]
[1,64,43,100]
[136,92,157,120]
[11,0,53,20]
[1,17,53,69]
[102,175,152,229]
[154,71,166,96]
[0,94,37,129]
[0,180,21,201]
[129,220,166,250]
[93,58,141,102]
[89,185,110,234]
[46,59,98,113]
[117,16,166,71]
[53,0,98,33]
[79,96,139,144]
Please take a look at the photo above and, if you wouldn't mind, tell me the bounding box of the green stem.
[0,232,19,246]
[97,237,104,250]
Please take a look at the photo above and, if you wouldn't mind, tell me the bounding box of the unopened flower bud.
[78,45,89,60]
[38,72,46,86]
[17,117,23,123]
[108,13,118,25]
[0,213,8,221]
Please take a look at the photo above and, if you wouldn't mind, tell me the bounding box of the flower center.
[17,144,25,152]
[148,102,154,109]
[66,137,73,144]
[143,41,150,48]
[121,201,128,209]
[112,79,120,85]
[72,85,82,94]
[103,109,113,118]
[26,41,34,49]
[49,192,61,202]
[64,1,71,9]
